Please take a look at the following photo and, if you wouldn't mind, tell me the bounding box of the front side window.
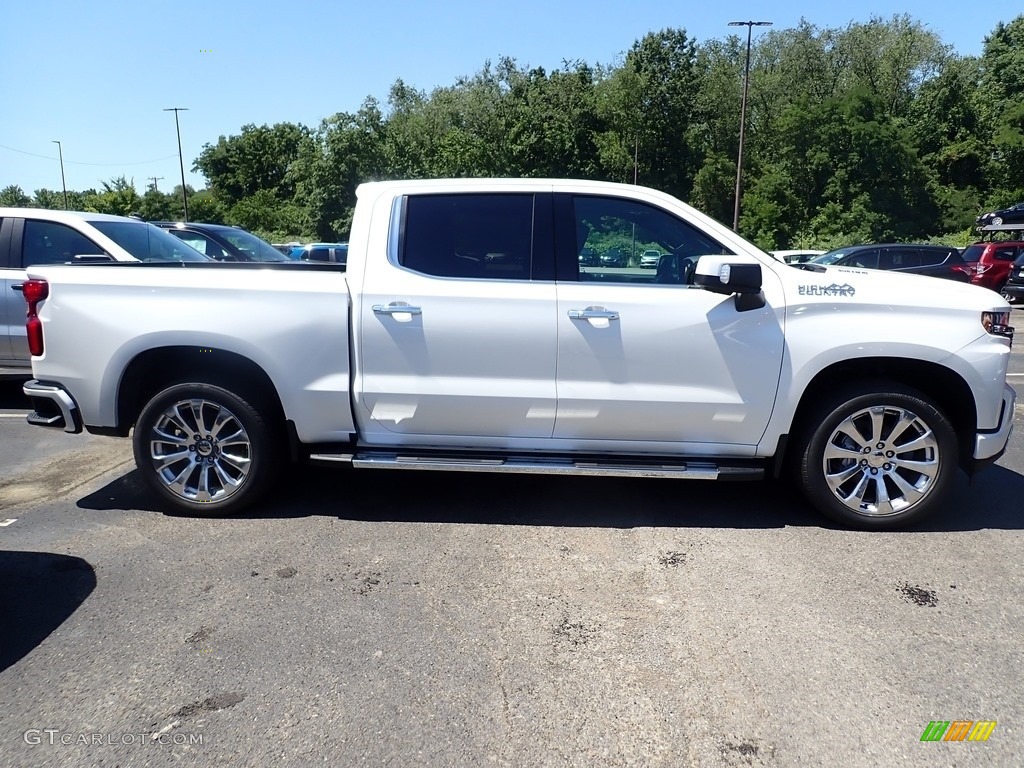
[400,194,534,280]
[572,195,732,284]
[22,220,105,267]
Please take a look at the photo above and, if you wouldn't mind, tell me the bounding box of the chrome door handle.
[372,303,422,315]
[568,308,619,320]
[11,283,24,292]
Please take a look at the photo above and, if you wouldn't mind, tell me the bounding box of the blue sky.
[0,0,1016,196]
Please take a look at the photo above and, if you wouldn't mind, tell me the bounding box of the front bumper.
[23,380,82,434]
[974,382,1016,462]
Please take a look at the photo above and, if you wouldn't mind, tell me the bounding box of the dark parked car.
[578,247,599,266]
[1000,251,1024,304]
[153,222,289,262]
[810,244,972,282]
[976,202,1024,229]
[600,248,628,268]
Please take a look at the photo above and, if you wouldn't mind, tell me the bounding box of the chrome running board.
[309,452,764,481]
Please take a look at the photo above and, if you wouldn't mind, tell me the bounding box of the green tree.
[0,185,31,206]
[194,122,313,206]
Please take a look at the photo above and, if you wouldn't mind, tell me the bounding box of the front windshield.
[219,228,289,262]
[90,221,211,262]
[811,250,849,265]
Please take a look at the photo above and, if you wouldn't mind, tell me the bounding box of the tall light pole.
[163,107,190,222]
[51,140,68,210]
[728,20,772,232]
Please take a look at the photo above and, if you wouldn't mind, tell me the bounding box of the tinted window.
[401,194,533,280]
[305,247,331,262]
[886,248,921,269]
[917,248,952,267]
[91,221,210,262]
[573,195,732,284]
[168,230,229,259]
[843,249,879,269]
[961,245,986,262]
[22,220,105,267]
[993,245,1019,261]
[218,228,289,262]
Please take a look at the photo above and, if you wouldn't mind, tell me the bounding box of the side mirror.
[693,256,762,295]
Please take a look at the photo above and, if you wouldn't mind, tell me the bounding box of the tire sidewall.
[798,384,958,530]
[132,383,278,516]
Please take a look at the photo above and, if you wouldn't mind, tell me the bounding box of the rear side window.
[887,248,922,269]
[993,246,1019,261]
[22,220,105,266]
[400,194,533,280]
[917,248,952,267]
[844,249,879,269]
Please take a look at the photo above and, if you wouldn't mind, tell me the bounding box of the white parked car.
[0,208,208,377]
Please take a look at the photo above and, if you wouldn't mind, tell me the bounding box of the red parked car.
[962,241,1024,302]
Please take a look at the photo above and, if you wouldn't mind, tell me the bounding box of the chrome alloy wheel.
[147,398,252,503]
[821,405,940,517]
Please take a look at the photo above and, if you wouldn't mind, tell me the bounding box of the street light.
[163,107,190,222]
[728,20,772,232]
[51,140,68,210]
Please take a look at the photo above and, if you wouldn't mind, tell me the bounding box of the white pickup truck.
[21,179,1016,529]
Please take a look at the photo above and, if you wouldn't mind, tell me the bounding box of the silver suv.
[0,209,207,377]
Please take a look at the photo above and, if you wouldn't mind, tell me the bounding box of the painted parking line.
[0,519,17,527]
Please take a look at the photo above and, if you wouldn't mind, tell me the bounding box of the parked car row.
[806,240,1023,303]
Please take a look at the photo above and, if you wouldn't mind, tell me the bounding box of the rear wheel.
[796,384,958,529]
[132,383,279,516]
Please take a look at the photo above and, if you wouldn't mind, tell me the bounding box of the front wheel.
[132,383,279,516]
[796,385,959,529]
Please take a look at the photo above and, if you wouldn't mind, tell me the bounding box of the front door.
[553,193,785,448]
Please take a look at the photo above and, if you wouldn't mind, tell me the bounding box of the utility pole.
[51,140,68,210]
[728,20,773,232]
[163,107,190,222]
[148,176,164,192]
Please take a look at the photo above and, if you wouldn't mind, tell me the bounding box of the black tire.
[795,383,958,530]
[132,383,280,516]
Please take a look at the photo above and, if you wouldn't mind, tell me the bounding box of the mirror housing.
[693,256,762,295]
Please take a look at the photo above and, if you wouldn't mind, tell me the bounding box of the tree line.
[3,14,1022,251]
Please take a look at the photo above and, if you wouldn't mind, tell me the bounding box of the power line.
[0,143,180,167]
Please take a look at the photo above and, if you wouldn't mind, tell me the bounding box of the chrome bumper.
[22,380,82,434]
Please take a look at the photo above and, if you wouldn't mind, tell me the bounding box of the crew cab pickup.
[21,179,1017,529]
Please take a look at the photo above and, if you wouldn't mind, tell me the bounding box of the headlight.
[982,310,1014,339]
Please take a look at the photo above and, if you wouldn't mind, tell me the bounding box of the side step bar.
[308,452,764,481]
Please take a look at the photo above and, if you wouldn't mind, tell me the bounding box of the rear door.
[356,191,558,443]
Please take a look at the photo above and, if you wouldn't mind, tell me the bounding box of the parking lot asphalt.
[1,314,1022,767]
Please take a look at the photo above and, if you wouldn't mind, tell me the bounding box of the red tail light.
[23,279,49,356]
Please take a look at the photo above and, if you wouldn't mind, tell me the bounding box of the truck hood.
[780,263,1011,313]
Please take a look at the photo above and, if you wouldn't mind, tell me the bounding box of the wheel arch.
[115,346,286,435]
[786,357,976,471]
